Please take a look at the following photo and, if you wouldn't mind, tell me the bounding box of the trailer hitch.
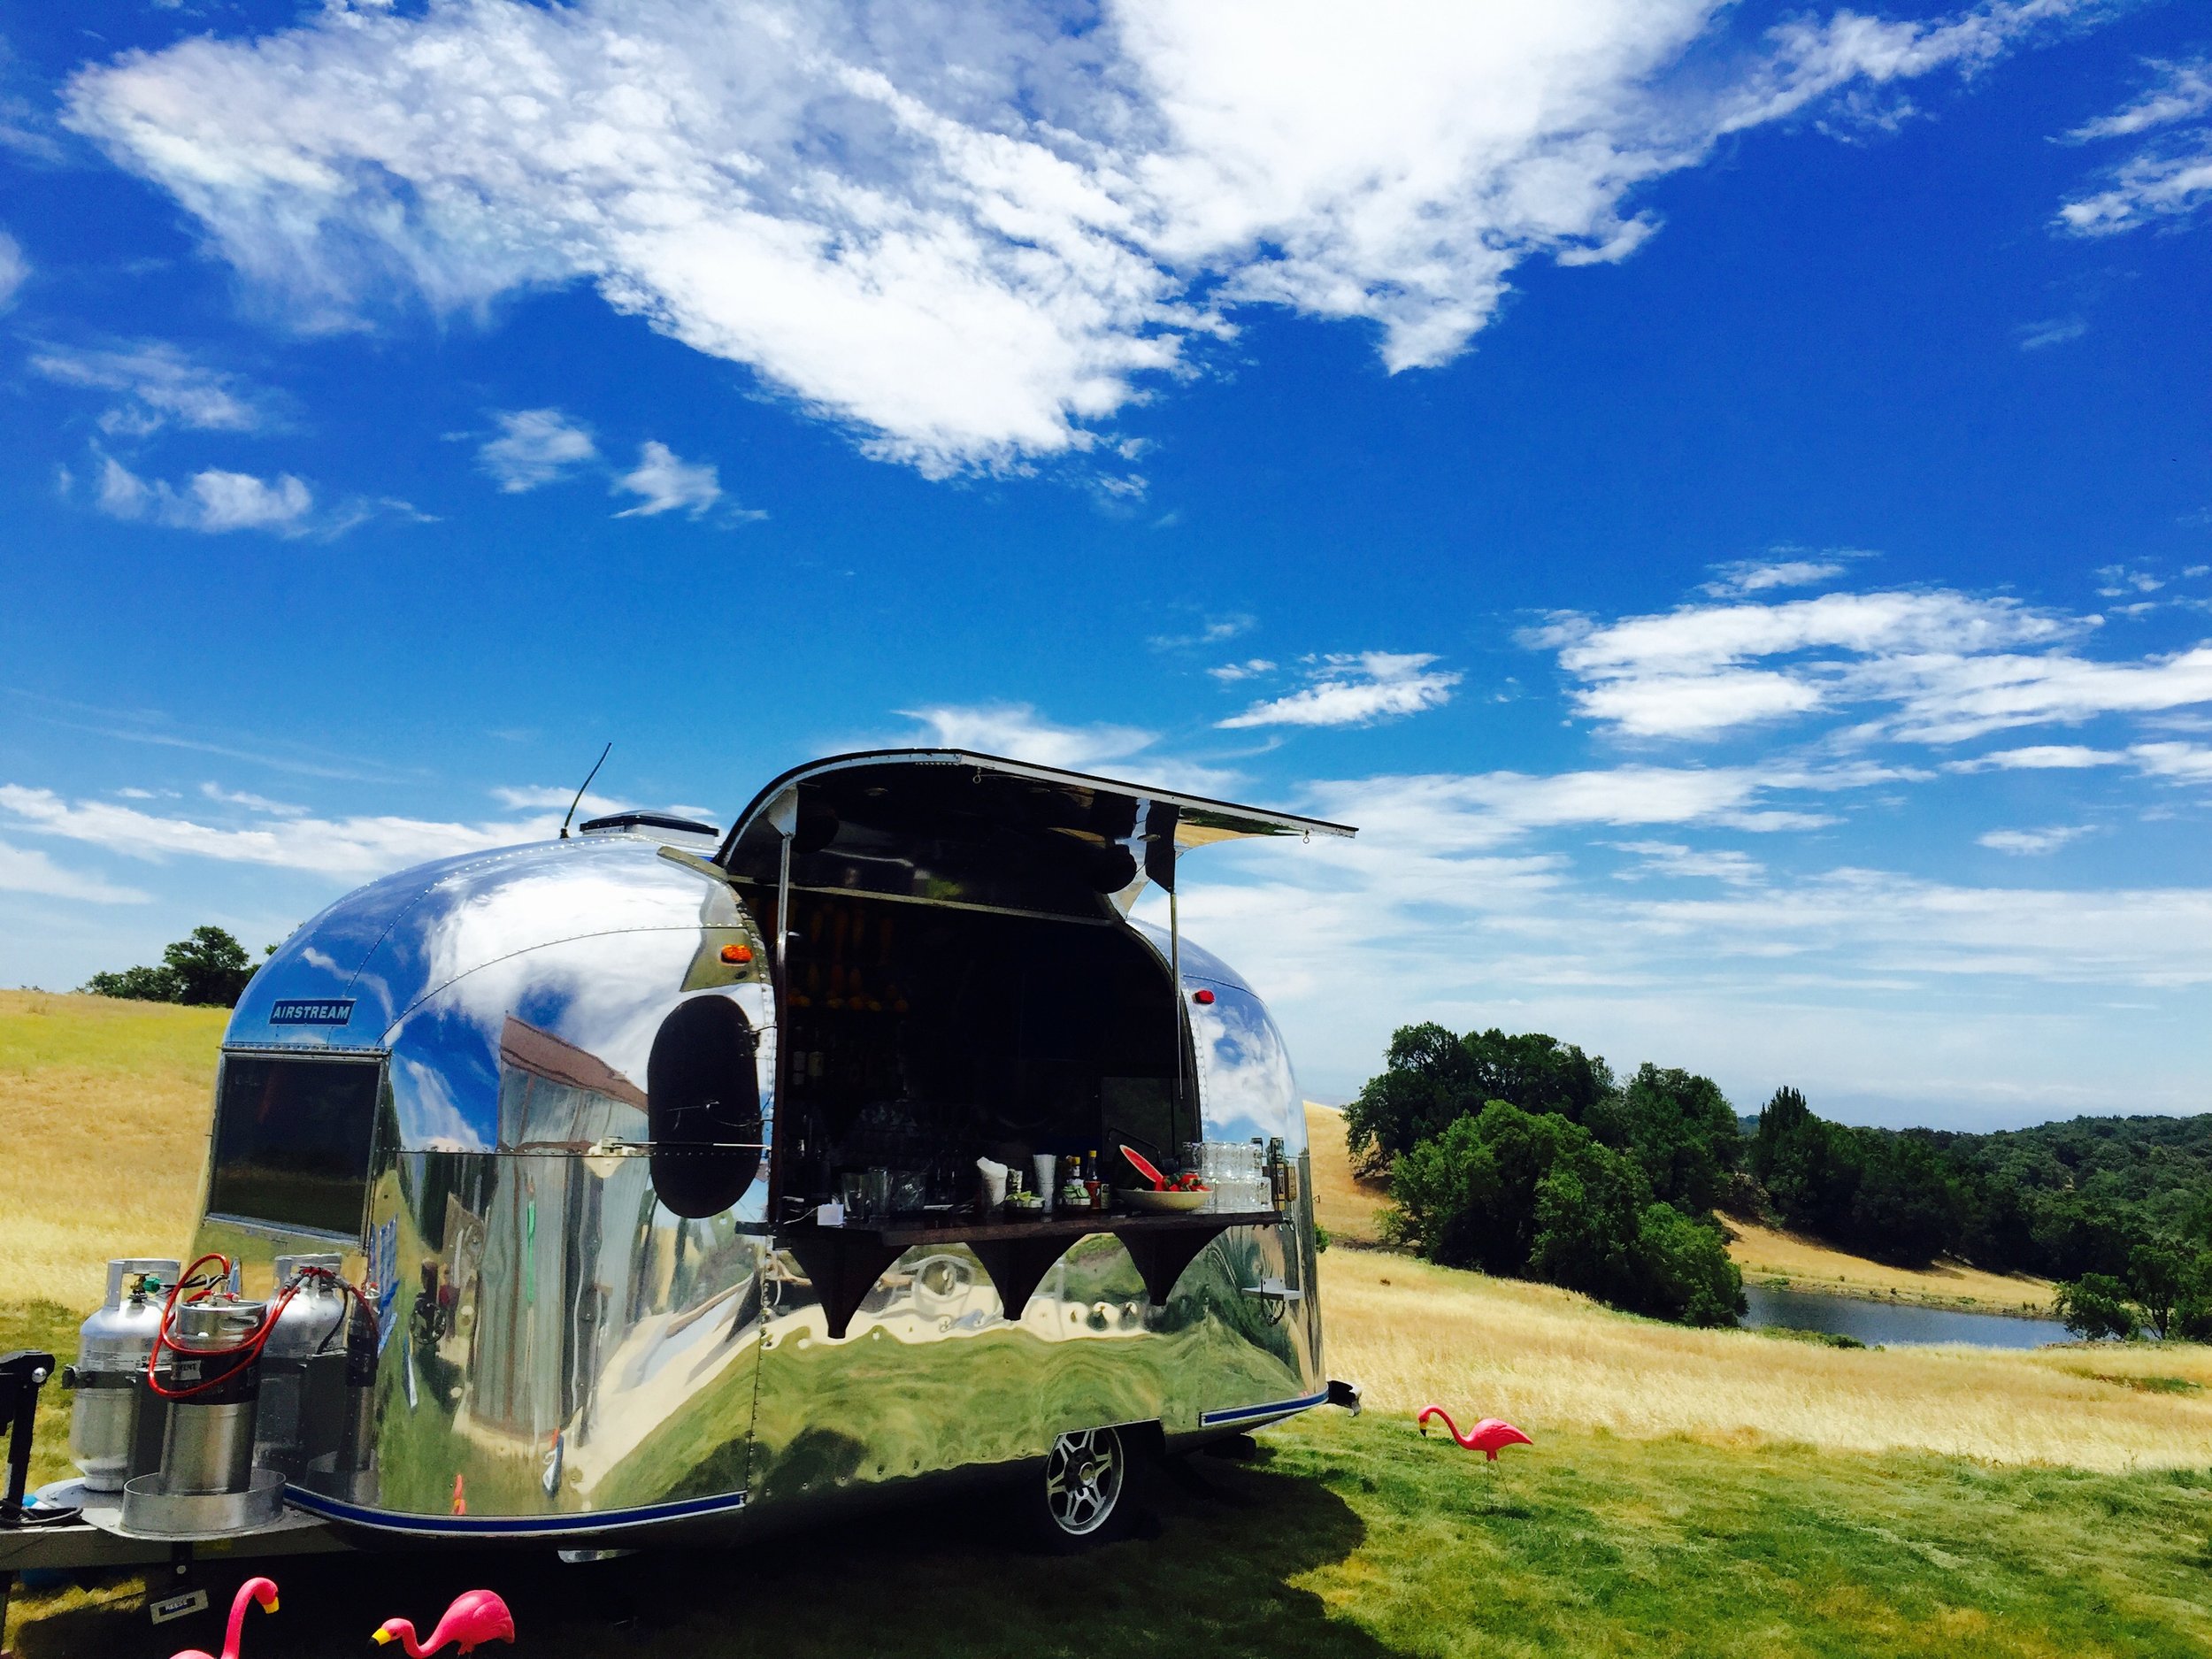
[0,1349,55,1531]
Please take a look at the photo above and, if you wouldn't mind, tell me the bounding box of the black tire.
[1024,1425,1140,1549]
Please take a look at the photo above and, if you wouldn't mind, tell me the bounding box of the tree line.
[1346,1025,1747,1326]
[81,925,266,1007]
[1751,1085,2212,1340]
[1348,1020,2212,1339]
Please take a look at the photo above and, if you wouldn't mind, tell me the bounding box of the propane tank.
[65,1257,179,1493]
[253,1253,348,1479]
[153,1299,266,1496]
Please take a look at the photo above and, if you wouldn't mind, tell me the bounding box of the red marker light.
[1192,988,1215,1005]
[720,943,754,964]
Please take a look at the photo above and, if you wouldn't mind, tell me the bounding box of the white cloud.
[897,702,1158,772]
[0,838,148,904]
[1218,651,1461,729]
[1978,825,2090,855]
[478,409,596,493]
[892,701,1239,795]
[92,453,314,534]
[2128,741,2212,783]
[0,783,556,879]
[2095,563,2163,597]
[1610,841,1765,885]
[2015,315,2085,349]
[0,228,26,311]
[1151,614,1256,650]
[1542,585,2212,743]
[1947,743,2121,771]
[1207,658,1276,683]
[62,0,2092,474]
[29,341,262,434]
[200,782,307,816]
[2057,59,2212,236]
[2062,57,2212,142]
[489,786,626,815]
[612,441,722,518]
[1700,555,1854,597]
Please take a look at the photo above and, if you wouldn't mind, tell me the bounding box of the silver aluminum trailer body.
[154,750,1352,1548]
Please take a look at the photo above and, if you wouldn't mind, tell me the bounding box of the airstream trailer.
[22,749,1360,1564]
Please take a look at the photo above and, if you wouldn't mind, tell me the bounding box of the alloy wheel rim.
[1043,1427,1124,1535]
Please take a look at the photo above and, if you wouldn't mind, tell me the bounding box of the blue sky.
[2,0,2208,1127]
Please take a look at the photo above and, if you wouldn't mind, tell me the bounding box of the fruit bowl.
[1116,1187,1210,1213]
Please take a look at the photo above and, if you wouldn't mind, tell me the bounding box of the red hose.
[143,1253,377,1401]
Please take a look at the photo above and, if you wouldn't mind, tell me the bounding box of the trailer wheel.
[1030,1425,1132,1547]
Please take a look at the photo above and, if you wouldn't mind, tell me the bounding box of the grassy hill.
[8,996,2212,1656]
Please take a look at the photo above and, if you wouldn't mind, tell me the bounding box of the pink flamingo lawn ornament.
[1418,1406,1533,1462]
[169,1576,278,1659]
[372,1589,516,1656]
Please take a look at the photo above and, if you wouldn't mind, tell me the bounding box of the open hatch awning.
[716,749,1355,912]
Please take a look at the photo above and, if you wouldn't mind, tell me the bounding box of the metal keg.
[253,1254,348,1478]
[154,1299,266,1495]
[65,1257,179,1493]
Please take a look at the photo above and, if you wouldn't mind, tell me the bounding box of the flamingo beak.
[373,1630,395,1645]
[265,1596,280,1613]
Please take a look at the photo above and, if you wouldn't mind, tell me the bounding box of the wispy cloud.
[0,783,557,879]
[1610,841,1766,885]
[29,341,264,435]
[612,441,724,519]
[0,228,26,311]
[199,782,306,817]
[2015,315,2086,350]
[478,409,596,493]
[1946,743,2123,771]
[1978,825,2092,855]
[63,0,2097,474]
[91,452,313,534]
[892,702,1240,795]
[1207,658,1276,684]
[1151,615,1256,651]
[2056,58,2212,236]
[1218,652,1461,730]
[1538,586,2212,743]
[1700,553,1860,597]
[0,838,148,904]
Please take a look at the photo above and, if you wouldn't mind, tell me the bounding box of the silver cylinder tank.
[254,1254,348,1476]
[66,1257,180,1494]
[156,1300,266,1496]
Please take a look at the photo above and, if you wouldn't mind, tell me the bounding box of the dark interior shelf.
[780,1210,1282,1339]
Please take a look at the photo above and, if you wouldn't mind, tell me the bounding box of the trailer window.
[648,995,763,1218]
[207,1056,381,1237]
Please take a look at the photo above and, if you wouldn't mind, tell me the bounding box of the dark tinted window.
[648,997,761,1218]
[207,1056,380,1236]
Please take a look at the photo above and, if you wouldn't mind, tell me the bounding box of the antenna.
[558,743,611,841]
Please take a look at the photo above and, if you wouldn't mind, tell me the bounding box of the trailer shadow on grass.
[14,1446,1401,1659]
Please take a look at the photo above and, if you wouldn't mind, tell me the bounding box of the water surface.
[1742,1284,2074,1349]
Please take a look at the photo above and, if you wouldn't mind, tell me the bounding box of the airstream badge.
[270,998,355,1025]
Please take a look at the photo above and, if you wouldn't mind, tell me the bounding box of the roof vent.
[576,811,721,840]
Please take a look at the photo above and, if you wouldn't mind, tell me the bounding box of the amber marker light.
[720,943,754,964]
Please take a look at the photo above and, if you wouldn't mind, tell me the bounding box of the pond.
[1742,1285,2077,1349]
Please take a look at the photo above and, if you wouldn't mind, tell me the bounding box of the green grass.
[17,1411,2212,1658]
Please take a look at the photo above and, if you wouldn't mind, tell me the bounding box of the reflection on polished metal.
[164,749,1355,1544]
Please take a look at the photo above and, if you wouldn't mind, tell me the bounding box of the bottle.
[1085,1148,1102,1210]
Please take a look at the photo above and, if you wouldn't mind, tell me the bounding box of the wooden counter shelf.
[780,1209,1284,1340]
